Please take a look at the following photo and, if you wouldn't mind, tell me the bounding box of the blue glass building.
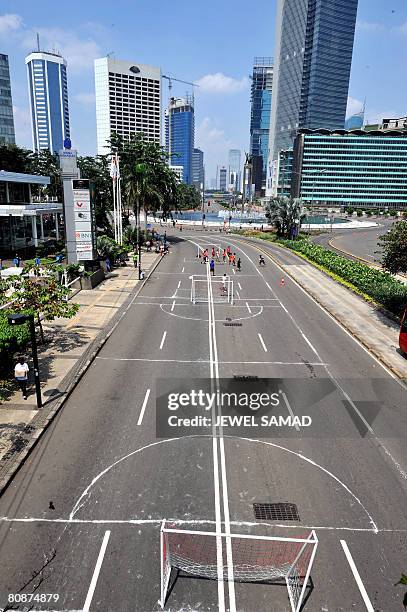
[165,97,195,185]
[250,58,273,193]
[25,50,70,153]
[291,129,407,209]
[269,0,358,165]
[0,54,15,144]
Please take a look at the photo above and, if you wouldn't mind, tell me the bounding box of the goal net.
[191,275,233,305]
[160,523,318,611]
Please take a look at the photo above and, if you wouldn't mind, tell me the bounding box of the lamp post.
[8,313,42,408]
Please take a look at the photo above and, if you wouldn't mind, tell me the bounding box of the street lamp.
[8,313,42,408]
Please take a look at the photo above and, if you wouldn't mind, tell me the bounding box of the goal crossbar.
[160,522,318,611]
[191,274,233,305]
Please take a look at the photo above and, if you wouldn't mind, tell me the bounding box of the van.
[400,308,407,355]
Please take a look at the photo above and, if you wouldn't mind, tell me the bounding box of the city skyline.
[0,0,406,178]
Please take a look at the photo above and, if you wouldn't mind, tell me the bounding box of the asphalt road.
[0,229,406,612]
[313,218,396,265]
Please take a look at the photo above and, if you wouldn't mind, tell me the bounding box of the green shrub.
[277,238,407,316]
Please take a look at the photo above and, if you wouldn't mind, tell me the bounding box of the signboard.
[72,179,97,261]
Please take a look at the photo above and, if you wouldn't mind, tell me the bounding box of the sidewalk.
[250,239,407,379]
[0,251,159,467]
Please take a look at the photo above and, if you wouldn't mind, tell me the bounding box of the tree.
[29,149,63,201]
[0,144,32,173]
[78,155,113,234]
[175,183,201,210]
[265,196,305,238]
[0,266,79,343]
[379,220,407,274]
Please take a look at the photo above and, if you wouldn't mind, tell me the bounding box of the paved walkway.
[0,251,159,463]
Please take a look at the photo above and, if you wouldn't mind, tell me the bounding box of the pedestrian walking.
[222,249,227,263]
[237,258,241,272]
[14,357,29,400]
[232,252,236,266]
[13,253,20,267]
[105,256,111,272]
[210,259,215,276]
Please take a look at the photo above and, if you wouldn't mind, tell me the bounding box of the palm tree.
[266,196,305,238]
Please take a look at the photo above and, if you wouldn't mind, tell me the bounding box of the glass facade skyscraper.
[26,51,70,153]
[0,54,15,144]
[268,0,358,188]
[192,148,204,188]
[250,58,273,193]
[165,97,194,185]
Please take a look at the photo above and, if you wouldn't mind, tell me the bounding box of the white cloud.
[74,92,96,107]
[13,105,32,149]
[365,109,397,125]
[21,28,101,73]
[0,13,22,35]
[196,73,249,94]
[356,20,384,32]
[346,96,364,118]
[195,117,235,176]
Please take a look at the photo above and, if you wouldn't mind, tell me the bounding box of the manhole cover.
[253,503,300,521]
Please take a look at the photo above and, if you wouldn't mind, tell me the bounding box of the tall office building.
[95,57,161,155]
[165,96,195,184]
[250,58,273,194]
[219,166,227,191]
[228,149,241,191]
[268,0,358,192]
[192,148,204,188]
[0,54,15,144]
[25,50,70,153]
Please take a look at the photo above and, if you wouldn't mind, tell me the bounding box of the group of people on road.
[198,244,242,276]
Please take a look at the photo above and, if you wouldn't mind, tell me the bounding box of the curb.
[0,254,163,496]
[234,236,407,381]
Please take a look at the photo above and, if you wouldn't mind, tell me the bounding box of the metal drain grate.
[224,322,242,327]
[253,503,300,521]
[233,375,259,381]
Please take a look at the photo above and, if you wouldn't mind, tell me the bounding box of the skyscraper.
[25,50,70,153]
[192,148,204,189]
[250,58,273,194]
[219,166,227,191]
[0,54,15,144]
[95,57,161,154]
[165,96,195,185]
[228,149,241,191]
[268,0,358,191]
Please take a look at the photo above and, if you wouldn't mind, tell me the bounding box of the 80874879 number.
[7,593,60,603]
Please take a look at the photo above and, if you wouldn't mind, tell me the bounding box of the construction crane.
[162,74,199,163]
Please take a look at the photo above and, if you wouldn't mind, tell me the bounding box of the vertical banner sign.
[72,179,97,261]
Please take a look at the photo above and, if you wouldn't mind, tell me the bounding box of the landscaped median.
[236,230,407,318]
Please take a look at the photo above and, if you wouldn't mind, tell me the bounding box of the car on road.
[399,308,407,354]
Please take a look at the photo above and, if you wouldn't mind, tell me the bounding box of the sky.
[1,0,407,181]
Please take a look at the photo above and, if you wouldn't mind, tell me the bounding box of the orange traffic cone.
[280,278,285,287]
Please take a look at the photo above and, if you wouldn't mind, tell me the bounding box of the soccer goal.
[160,522,318,611]
[190,275,233,304]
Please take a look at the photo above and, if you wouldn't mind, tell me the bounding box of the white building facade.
[94,57,161,154]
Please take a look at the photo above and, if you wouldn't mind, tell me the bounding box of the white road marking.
[137,388,151,426]
[301,332,318,355]
[236,290,240,299]
[280,391,300,432]
[238,282,242,291]
[341,540,375,611]
[171,300,176,312]
[159,331,167,350]
[182,266,185,273]
[246,301,252,314]
[232,267,236,274]
[177,280,182,289]
[258,333,268,352]
[83,530,111,612]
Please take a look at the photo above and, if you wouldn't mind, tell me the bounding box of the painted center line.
[137,388,151,426]
[258,333,268,352]
[159,331,167,350]
[83,530,111,612]
[340,540,374,611]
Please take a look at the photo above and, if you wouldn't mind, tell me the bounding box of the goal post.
[191,275,233,305]
[159,523,318,611]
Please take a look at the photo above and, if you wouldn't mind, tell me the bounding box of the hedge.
[277,239,407,316]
